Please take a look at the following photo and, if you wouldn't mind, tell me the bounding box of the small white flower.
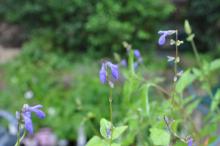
[167,56,175,62]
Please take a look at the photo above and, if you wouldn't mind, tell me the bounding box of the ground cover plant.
[0,20,220,146]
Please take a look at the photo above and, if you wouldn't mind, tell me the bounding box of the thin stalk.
[191,40,201,66]
[164,116,186,143]
[109,88,113,146]
[190,39,213,98]
[15,124,20,146]
[171,30,179,104]
[171,30,200,140]
[174,30,178,77]
[15,113,21,146]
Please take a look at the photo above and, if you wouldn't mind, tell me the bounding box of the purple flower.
[99,61,119,84]
[108,63,119,80]
[99,63,107,84]
[120,59,127,67]
[134,49,141,58]
[158,30,176,45]
[21,104,46,134]
[187,138,193,146]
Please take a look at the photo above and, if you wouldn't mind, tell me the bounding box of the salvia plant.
[86,20,220,146]
[12,20,220,146]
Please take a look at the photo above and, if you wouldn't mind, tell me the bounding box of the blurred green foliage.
[0,0,174,54]
[0,47,116,140]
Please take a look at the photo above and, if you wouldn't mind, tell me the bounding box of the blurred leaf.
[186,99,200,115]
[86,136,107,146]
[150,128,170,146]
[100,118,112,139]
[142,84,151,116]
[176,70,196,94]
[210,59,220,71]
[112,125,128,140]
[211,90,220,112]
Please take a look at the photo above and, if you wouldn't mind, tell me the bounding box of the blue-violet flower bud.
[134,49,141,58]
[158,30,176,45]
[99,61,119,84]
[99,63,107,84]
[120,59,127,67]
[187,138,193,146]
[108,62,119,80]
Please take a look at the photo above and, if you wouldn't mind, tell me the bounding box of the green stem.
[172,30,200,140]
[191,40,201,67]
[15,116,21,146]
[174,30,178,77]
[172,30,179,104]
[109,88,113,146]
[190,39,213,98]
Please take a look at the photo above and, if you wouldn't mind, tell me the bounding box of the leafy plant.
[0,0,174,54]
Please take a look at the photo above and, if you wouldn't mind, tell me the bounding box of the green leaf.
[210,59,220,71]
[176,70,196,94]
[112,143,121,146]
[86,136,108,146]
[142,84,151,116]
[186,99,200,115]
[211,90,220,112]
[100,118,112,139]
[112,125,128,140]
[86,136,121,146]
[150,128,170,146]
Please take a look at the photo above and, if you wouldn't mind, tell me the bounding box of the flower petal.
[110,64,119,80]
[120,59,127,67]
[23,113,33,134]
[134,49,141,58]
[158,34,166,45]
[187,138,193,146]
[33,109,45,119]
[99,64,107,84]
[29,105,46,119]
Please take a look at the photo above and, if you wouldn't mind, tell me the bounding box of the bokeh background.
[0,0,219,145]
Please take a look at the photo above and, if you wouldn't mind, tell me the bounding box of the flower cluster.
[17,104,46,134]
[120,49,142,70]
[99,61,119,85]
[158,30,184,82]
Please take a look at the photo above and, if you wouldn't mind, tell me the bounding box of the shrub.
[0,0,174,54]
